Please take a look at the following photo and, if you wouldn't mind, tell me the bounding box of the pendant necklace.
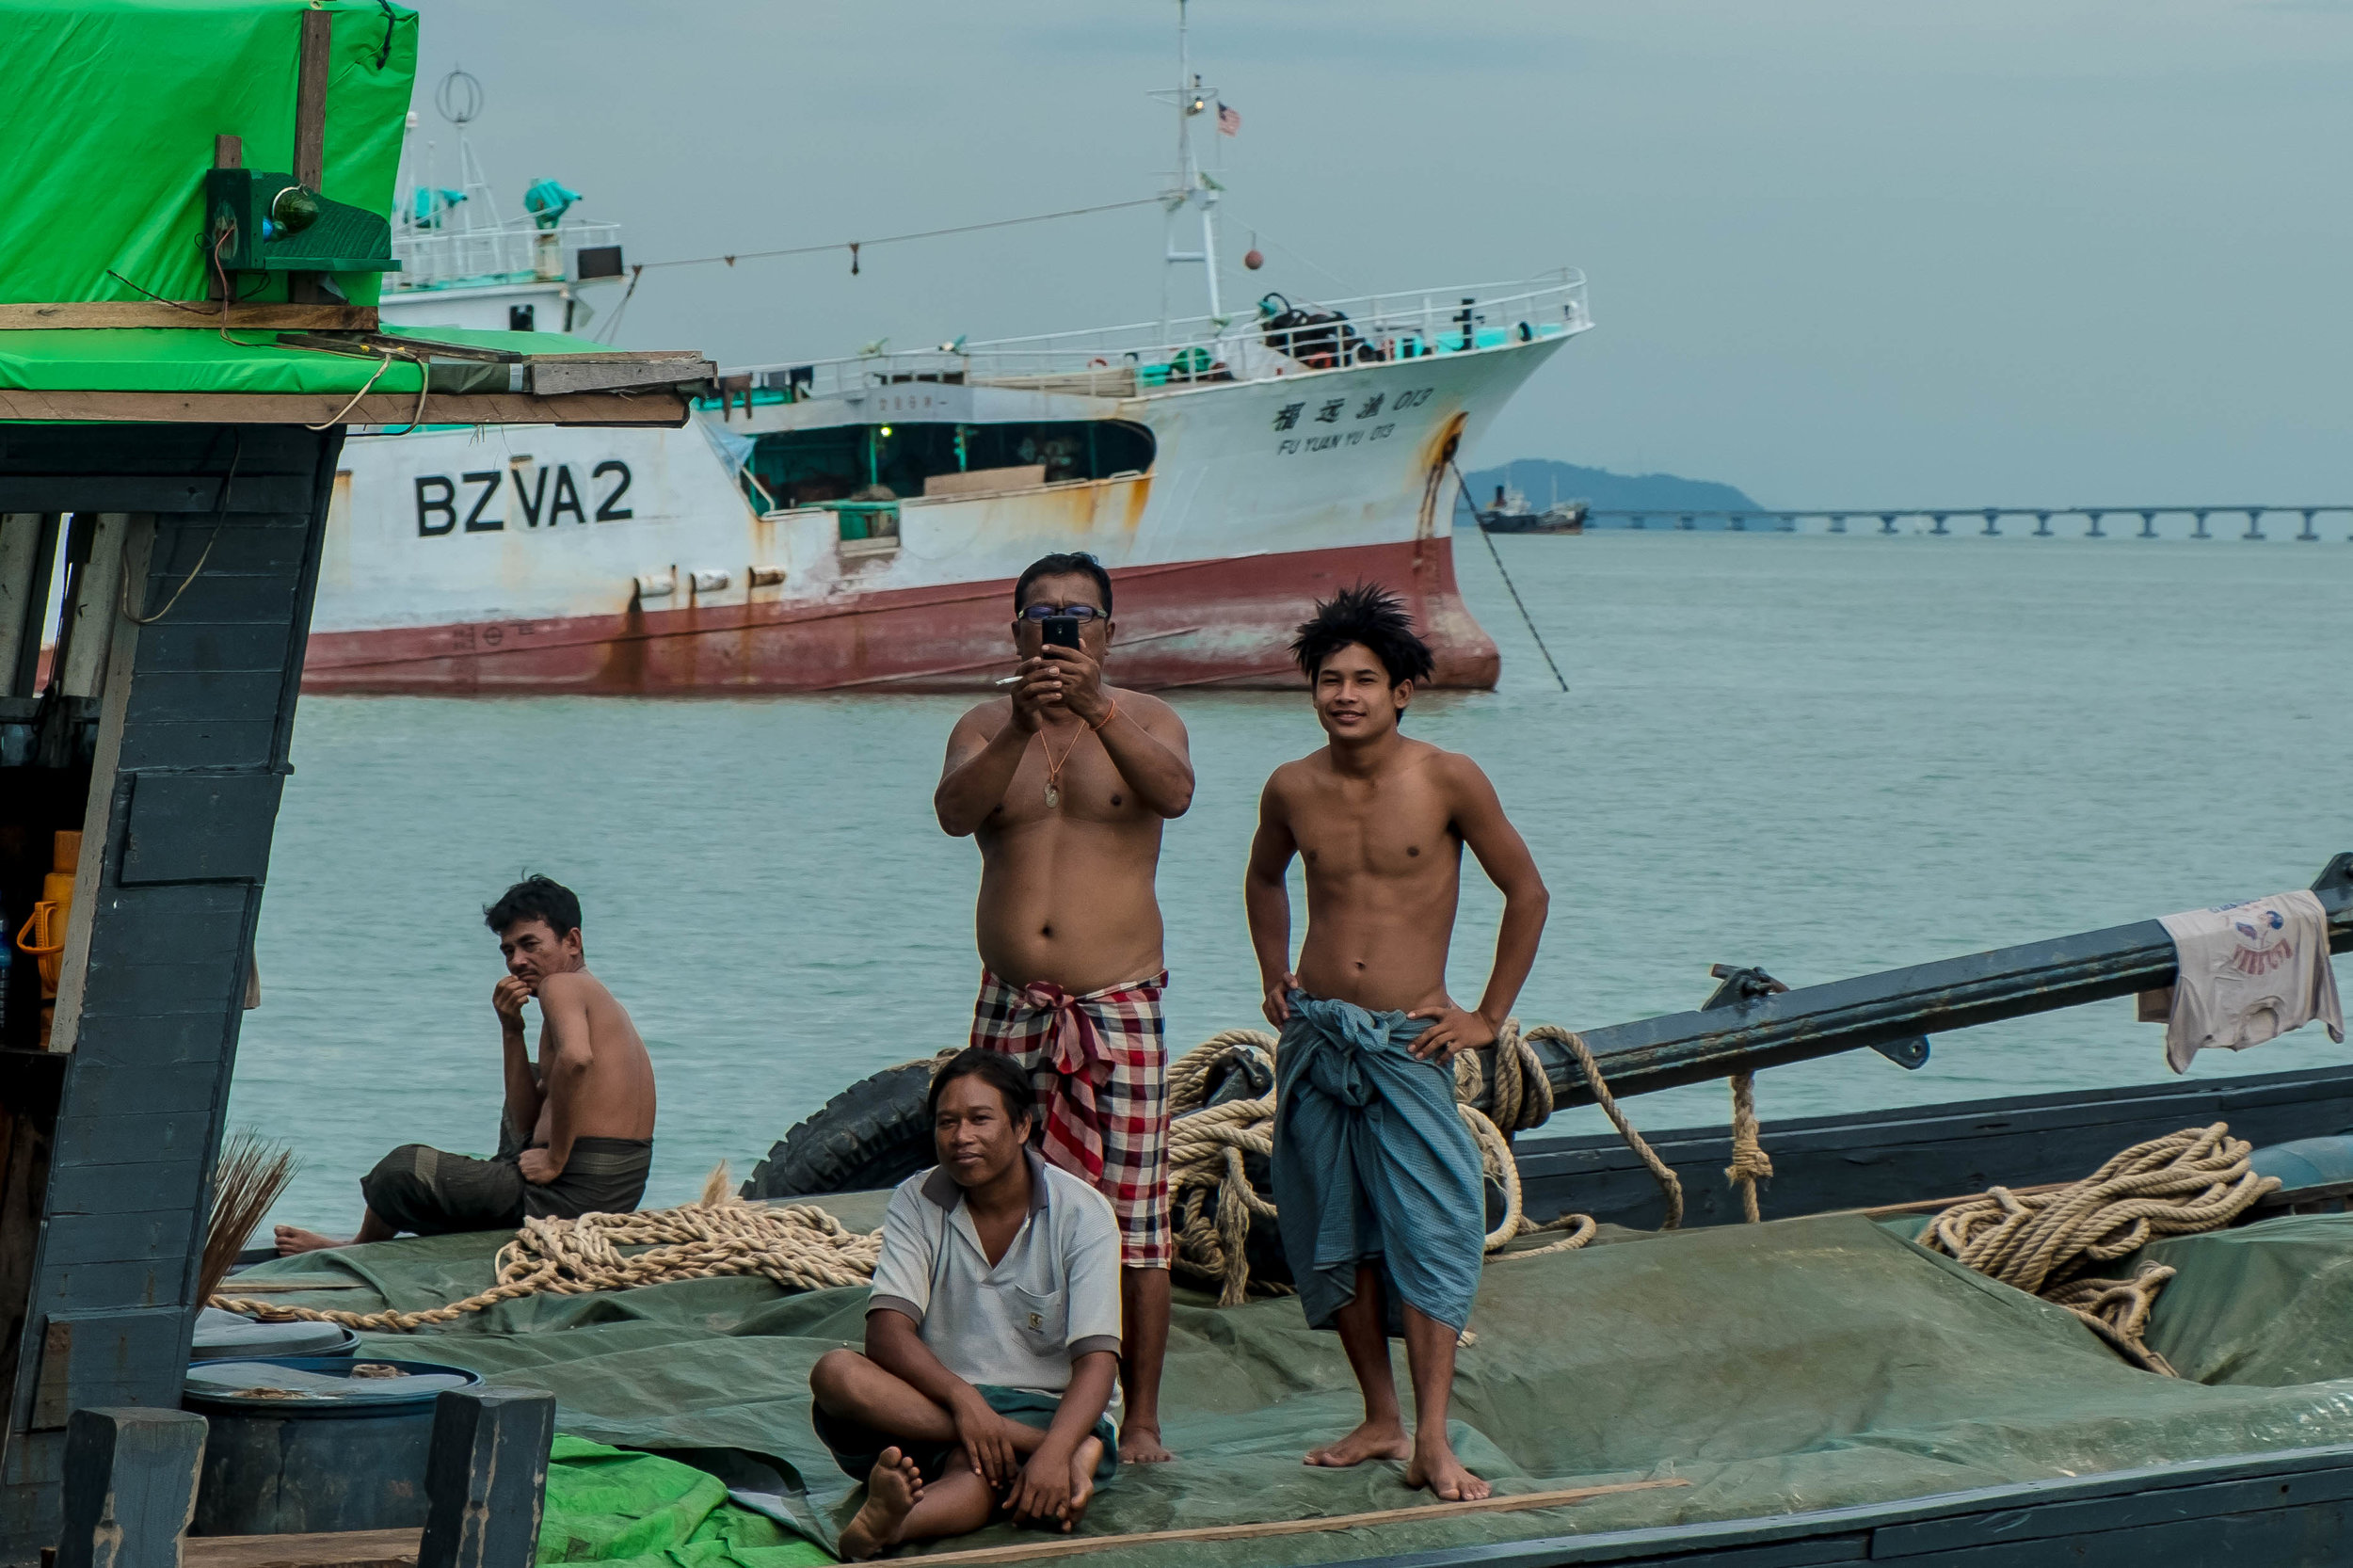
[1040,723,1082,809]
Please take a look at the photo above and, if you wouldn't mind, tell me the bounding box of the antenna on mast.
[1151,0,1224,336]
[427,68,501,233]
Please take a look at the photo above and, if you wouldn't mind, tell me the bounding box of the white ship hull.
[314,307,1577,693]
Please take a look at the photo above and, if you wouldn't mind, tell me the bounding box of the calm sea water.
[239,533,2353,1228]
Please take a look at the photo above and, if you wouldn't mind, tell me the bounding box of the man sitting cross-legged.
[809,1049,1122,1559]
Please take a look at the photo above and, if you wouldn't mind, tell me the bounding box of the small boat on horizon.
[1475,482,1588,535]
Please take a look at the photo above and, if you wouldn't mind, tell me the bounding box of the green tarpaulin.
[2,0,418,309]
[0,323,625,396]
[224,1202,2353,1568]
[544,1437,831,1568]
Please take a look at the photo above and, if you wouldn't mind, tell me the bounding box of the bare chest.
[988,728,1145,827]
[1293,786,1459,881]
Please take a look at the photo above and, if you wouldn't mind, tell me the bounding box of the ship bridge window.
[746,421,1153,510]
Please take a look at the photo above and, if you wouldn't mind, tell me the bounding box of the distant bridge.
[1574,505,2353,539]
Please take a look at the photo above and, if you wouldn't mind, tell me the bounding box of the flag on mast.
[1216,101,1241,136]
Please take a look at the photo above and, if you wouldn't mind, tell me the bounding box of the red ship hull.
[299,537,1499,695]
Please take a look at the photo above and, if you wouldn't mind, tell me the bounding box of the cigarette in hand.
[994,675,1022,687]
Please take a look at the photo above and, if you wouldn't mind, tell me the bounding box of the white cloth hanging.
[2156,890,2345,1073]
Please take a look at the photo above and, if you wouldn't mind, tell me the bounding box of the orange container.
[15,831,81,996]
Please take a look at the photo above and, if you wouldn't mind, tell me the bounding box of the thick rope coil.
[212,1166,882,1332]
[1921,1123,2278,1374]
[1725,1072,1774,1224]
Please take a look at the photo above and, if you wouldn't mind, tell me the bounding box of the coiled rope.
[211,1167,879,1332]
[1165,1020,1689,1305]
[1919,1123,2279,1375]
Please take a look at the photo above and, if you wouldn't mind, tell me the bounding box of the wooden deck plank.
[182,1527,420,1568]
[914,1480,1687,1564]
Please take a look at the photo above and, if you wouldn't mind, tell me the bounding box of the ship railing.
[715,271,1589,406]
[389,219,623,292]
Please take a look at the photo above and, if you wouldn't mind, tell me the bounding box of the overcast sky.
[408,1,2353,507]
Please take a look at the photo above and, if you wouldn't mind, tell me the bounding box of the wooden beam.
[183,1529,420,1568]
[0,303,380,330]
[913,1480,1689,1565]
[293,11,332,193]
[57,1408,207,1568]
[215,135,242,170]
[0,389,692,428]
[419,1389,555,1568]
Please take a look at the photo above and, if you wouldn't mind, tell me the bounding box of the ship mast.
[1155,0,1223,336]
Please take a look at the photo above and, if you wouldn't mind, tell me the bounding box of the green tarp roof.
[0,324,622,395]
[223,1200,2353,1568]
[3,0,419,310]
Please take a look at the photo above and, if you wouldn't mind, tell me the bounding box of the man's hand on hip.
[1405,1005,1497,1064]
[1261,973,1299,1027]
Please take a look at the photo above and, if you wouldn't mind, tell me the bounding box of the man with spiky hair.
[275,875,657,1253]
[1243,584,1550,1502]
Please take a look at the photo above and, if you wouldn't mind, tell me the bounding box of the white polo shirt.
[869,1148,1125,1416]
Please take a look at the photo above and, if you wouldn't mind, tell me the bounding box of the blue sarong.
[1270,991,1487,1335]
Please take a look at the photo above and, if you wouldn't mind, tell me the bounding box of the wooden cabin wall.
[0,425,341,1560]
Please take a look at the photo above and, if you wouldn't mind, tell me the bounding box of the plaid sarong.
[970,969,1171,1268]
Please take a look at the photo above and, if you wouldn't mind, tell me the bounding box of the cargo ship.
[321,32,1591,694]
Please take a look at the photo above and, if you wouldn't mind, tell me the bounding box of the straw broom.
[200,1129,299,1304]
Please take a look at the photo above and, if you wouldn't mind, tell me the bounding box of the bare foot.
[1061,1436,1103,1531]
[838,1448,924,1560]
[273,1225,350,1256]
[1403,1435,1490,1501]
[1118,1422,1174,1464]
[1304,1417,1412,1468]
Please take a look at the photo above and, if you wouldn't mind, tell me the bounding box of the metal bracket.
[1703,963,1789,1011]
[1705,963,1929,1069]
[1873,1034,1932,1069]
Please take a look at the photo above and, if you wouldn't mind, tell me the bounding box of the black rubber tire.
[742,1060,936,1199]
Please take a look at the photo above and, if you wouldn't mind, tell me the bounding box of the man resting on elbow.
[809,1050,1121,1559]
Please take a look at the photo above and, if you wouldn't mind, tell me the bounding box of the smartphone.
[1043,615,1082,648]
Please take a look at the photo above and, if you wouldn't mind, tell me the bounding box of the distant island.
[1462,459,1761,529]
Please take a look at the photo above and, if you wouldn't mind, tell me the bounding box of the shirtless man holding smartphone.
[934,552,1195,1464]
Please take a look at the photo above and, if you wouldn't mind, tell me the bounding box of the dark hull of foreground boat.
[1329,1443,2353,1567]
[1514,1060,2353,1232]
